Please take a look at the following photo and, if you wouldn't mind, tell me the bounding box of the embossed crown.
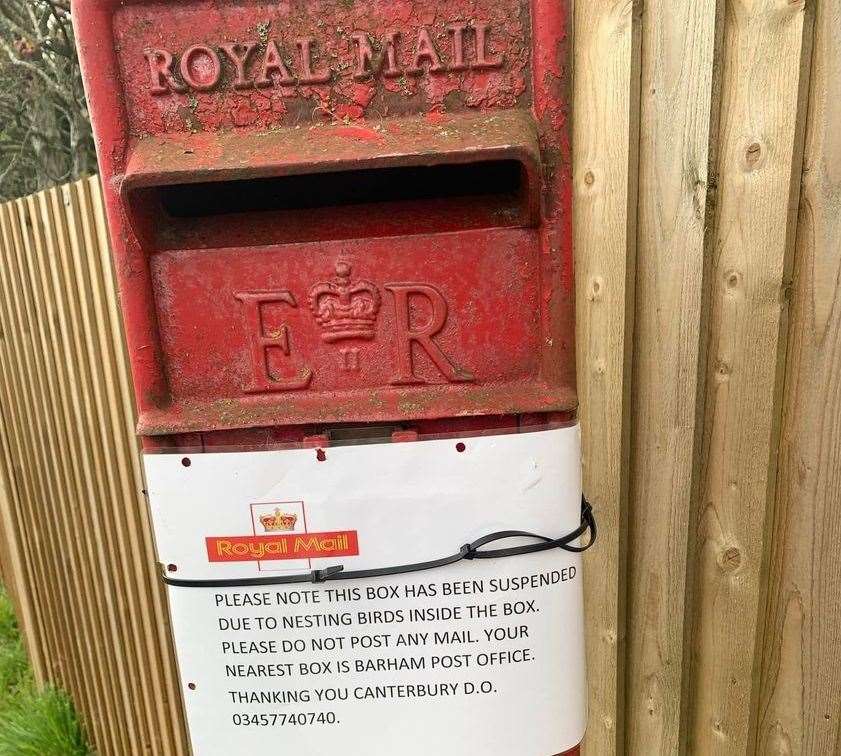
[308,262,381,343]
[259,508,298,533]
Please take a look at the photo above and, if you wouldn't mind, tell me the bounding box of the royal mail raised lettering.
[146,24,505,95]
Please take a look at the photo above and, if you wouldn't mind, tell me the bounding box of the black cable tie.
[163,495,596,588]
[311,565,344,583]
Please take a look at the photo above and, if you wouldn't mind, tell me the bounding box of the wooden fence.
[0,178,189,755]
[0,1,839,753]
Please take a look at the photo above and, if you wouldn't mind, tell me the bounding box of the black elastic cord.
[163,496,596,589]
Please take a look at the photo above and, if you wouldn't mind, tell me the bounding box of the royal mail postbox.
[76,1,592,754]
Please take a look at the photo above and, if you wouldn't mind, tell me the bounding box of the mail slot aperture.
[129,153,537,249]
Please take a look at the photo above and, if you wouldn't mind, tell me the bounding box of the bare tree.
[0,0,96,201]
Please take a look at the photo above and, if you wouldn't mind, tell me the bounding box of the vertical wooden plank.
[625,1,721,753]
[756,0,841,750]
[0,455,16,589]
[573,1,641,752]
[0,457,17,591]
[685,0,813,752]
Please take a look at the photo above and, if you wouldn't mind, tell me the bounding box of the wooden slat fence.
[0,178,188,755]
[1,2,840,753]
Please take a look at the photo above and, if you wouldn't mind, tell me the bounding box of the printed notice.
[145,426,587,756]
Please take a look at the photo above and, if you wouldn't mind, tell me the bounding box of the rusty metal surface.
[139,225,573,434]
[123,109,540,186]
[112,0,532,134]
[74,0,575,439]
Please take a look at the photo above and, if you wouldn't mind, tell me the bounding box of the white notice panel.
[144,426,587,755]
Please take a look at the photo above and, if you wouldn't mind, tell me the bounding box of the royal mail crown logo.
[308,262,381,343]
[259,508,298,532]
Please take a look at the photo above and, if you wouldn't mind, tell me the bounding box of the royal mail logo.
[258,507,298,532]
[206,500,359,565]
[206,531,359,563]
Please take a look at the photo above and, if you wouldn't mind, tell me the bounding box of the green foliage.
[0,591,20,646]
[0,590,91,755]
[0,0,96,201]
[0,635,29,708]
[0,687,89,756]
[0,591,29,708]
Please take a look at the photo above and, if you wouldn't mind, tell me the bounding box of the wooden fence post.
[756,0,841,750]
[684,1,813,752]
[625,1,721,753]
[573,1,642,752]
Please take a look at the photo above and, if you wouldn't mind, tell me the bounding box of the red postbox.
[76,2,589,754]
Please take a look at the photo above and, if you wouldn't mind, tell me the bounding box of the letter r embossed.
[235,291,313,393]
[145,49,186,94]
[385,284,473,385]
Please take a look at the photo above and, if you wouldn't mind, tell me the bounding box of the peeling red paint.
[74,0,576,445]
[108,0,532,135]
[333,124,383,142]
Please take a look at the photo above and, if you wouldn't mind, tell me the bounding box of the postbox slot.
[134,157,534,250]
[121,110,543,250]
[160,160,523,218]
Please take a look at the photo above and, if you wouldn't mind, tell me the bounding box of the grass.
[0,589,91,755]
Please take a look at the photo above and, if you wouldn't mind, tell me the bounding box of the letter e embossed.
[235,291,313,393]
